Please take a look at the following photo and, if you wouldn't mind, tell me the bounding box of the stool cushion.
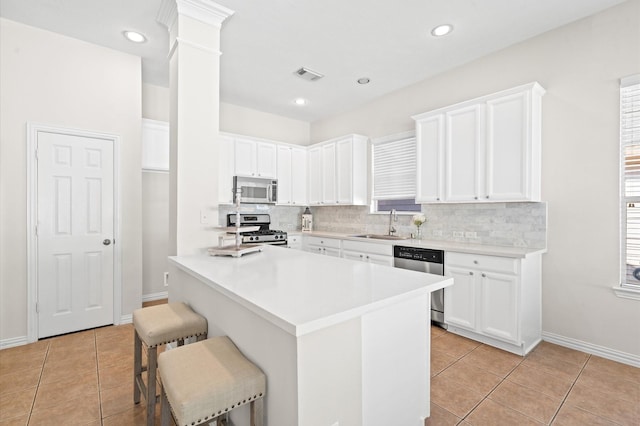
[133,302,207,347]
[158,336,266,426]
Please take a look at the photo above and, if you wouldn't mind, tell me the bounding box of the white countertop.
[299,231,546,258]
[169,246,452,337]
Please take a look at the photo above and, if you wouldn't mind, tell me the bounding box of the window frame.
[616,74,640,300]
[370,131,421,214]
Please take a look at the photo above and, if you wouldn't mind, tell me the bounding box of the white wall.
[0,18,143,341]
[312,1,640,357]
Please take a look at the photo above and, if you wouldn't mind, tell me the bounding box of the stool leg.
[133,331,142,404]
[146,346,158,426]
[250,398,264,426]
[160,387,172,426]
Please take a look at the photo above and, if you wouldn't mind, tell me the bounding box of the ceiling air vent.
[294,67,324,82]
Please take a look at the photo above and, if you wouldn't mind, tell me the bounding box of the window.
[371,132,421,212]
[620,74,640,297]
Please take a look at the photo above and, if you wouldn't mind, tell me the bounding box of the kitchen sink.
[351,234,409,241]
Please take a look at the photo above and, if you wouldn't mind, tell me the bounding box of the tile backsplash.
[219,202,547,249]
[310,202,547,249]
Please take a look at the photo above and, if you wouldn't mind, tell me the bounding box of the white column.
[157,0,234,255]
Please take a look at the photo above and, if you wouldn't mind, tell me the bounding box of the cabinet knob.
[482,273,486,278]
[486,195,490,199]
[437,198,440,201]
[366,255,370,259]
[360,254,364,258]
[473,260,478,264]
[474,196,478,200]
[469,272,474,275]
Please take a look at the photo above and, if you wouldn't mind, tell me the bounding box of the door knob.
[103,239,112,246]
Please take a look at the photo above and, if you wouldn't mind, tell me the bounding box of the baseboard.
[120,314,133,324]
[0,335,29,350]
[542,331,640,368]
[142,291,168,302]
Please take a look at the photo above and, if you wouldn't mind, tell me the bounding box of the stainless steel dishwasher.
[393,246,446,328]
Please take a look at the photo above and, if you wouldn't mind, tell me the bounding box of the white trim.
[142,291,169,302]
[542,331,640,368]
[26,122,123,342]
[142,168,170,174]
[176,0,234,28]
[370,130,416,145]
[0,335,29,350]
[120,314,133,324]
[612,285,640,300]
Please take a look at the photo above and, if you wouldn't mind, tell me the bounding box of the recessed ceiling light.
[123,31,146,43]
[357,77,371,85]
[294,98,307,106]
[431,24,453,37]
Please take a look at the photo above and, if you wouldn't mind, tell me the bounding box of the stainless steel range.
[227,213,287,245]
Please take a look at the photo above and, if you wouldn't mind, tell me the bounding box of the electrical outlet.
[465,231,477,238]
[163,272,169,287]
[453,231,464,238]
[200,210,209,224]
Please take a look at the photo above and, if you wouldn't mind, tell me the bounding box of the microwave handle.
[267,183,273,202]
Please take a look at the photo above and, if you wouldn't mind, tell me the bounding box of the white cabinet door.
[479,271,519,344]
[486,91,529,201]
[291,147,308,205]
[308,147,322,205]
[141,119,170,171]
[256,142,277,178]
[444,266,477,330]
[276,145,292,205]
[336,138,353,204]
[218,134,235,204]
[234,138,276,178]
[445,105,484,202]
[416,115,444,202]
[234,138,257,177]
[321,143,337,204]
[324,247,342,257]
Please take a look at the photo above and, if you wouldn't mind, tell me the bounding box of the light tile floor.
[428,326,639,425]
[0,309,638,425]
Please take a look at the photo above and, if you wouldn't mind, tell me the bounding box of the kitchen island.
[168,245,452,426]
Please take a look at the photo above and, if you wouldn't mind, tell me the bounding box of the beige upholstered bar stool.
[158,336,266,426]
[133,302,208,426]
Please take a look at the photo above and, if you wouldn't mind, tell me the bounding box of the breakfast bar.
[168,245,453,426]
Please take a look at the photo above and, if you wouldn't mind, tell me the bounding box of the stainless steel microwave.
[233,176,277,204]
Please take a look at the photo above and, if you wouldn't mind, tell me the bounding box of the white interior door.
[36,131,115,338]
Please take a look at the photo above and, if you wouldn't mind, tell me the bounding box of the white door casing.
[27,123,121,341]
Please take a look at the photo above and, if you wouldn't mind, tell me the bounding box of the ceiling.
[0,0,628,122]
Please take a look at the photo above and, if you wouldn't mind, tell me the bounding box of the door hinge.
[35,225,38,236]
[36,302,39,313]
[35,149,39,160]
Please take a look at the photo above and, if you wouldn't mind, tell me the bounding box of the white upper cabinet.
[234,137,277,178]
[413,82,545,203]
[308,135,368,206]
[322,143,337,204]
[277,145,307,206]
[218,134,235,204]
[416,115,444,202]
[446,104,485,201]
[308,147,322,205]
[142,119,170,171]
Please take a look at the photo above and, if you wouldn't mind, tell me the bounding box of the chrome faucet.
[388,209,397,236]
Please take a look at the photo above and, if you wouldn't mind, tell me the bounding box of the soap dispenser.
[302,207,313,232]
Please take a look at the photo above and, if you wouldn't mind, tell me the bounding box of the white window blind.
[372,136,416,199]
[621,74,640,288]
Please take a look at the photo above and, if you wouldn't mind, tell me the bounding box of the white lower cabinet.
[341,240,393,266]
[444,251,541,355]
[303,236,341,257]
